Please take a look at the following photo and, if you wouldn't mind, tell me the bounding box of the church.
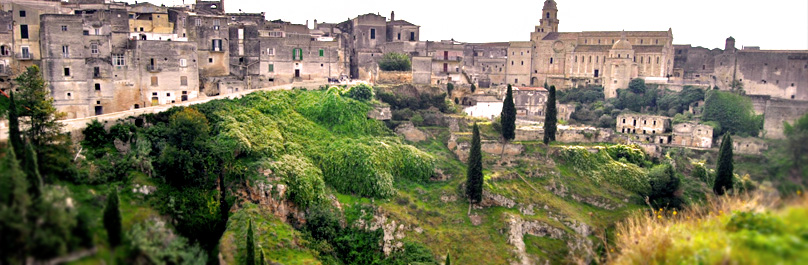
[505,0,675,98]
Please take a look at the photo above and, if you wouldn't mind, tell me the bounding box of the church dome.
[612,38,632,50]
[543,0,557,10]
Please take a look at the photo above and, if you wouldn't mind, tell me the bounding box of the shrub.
[647,164,683,208]
[103,188,122,247]
[126,220,207,264]
[703,91,763,137]
[264,155,326,208]
[347,84,373,101]
[378,53,411,71]
[560,146,651,194]
[306,204,343,242]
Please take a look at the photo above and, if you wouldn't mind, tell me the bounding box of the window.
[546,12,550,18]
[319,49,324,57]
[293,48,303,61]
[268,64,274,72]
[151,76,158,86]
[61,25,68,31]
[268,48,275,55]
[268,31,283,38]
[211,39,223,51]
[95,83,101,91]
[410,32,415,41]
[397,33,401,40]
[64,68,71,76]
[21,47,30,59]
[112,54,125,66]
[370,28,376,39]
[93,67,100,78]
[91,44,98,54]
[62,45,69,57]
[83,30,89,35]
[20,25,28,39]
[19,10,26,17]
[95,28,100,35]
[195,19,202,26]
[180,59,187,67]
[208,58,213,63]
[181,76,188,86]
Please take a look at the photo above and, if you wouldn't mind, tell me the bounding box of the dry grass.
[607,190,807,265]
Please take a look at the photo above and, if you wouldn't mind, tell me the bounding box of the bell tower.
[539,0,559,33]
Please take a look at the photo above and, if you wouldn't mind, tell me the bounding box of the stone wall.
[763,98,808,139]
[377,71,412,84]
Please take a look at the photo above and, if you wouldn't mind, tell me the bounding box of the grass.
[609,191,808,265]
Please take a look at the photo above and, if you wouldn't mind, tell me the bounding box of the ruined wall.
[411,56,431,84]
[377,71,411,84]
[671,123,713,148]
[763,98,808,139]
[616,114,671,135]
[714,51,808,100]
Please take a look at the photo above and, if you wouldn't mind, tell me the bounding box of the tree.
[466,123,483,204]
[14,66,73,181]
[648,164,683,208]
[702,90,762,137]
[470,84,476,93]
[0,148,32,264]
[543,85,558,144]
[378,53,411,71]
[246,218,255,265]
[713,133,734,195]
[445,252,451,265]
[23,143,42,198]
[500,84,516,158]
[15,65,64,154]
[103,187,122,247]
[447,83,454,97]
[7,92,24,159]
[784,113,808,178]
[628,78,647,94]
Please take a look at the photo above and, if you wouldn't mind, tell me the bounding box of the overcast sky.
[130,0,808,50]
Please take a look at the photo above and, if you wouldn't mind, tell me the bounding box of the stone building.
[671,122,713,148]
[674,37,808,101]
[0,9,13,90]
[510,0,674,98]
[616,113,671,137]
[512,86,573,121]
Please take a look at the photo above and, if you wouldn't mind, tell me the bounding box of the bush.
[647,164,683,208]
[126,220,207,264]
[378,53,411,71]
[264,155,326,208]
[703,91,763,137]
[560,146,651,194]
[386,241,439,265]
[347,84,374,101]
[305,204,343,242]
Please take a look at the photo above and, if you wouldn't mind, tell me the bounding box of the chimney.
[314,19,318,29]
[306,20,309,28]
[391,11,395,21]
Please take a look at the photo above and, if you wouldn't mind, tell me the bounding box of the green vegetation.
[378,52,412,71]
[245,219,255,265]
[466,124,483,204]
[544,85,558,144]
[501,85,516,143]
[703,90,763,137]
[714,134,735,195]
[103,188,122,247]
[559,145,651,194]
[784,113,808,179]
[611,194,808,265]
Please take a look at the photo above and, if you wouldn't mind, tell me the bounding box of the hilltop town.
[0,0,807,264]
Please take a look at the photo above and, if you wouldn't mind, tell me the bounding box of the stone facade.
[673,36,808,101]
[671,123,713,148]
[616,114,671,135]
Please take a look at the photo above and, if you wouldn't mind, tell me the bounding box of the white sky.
[128,0,808,50]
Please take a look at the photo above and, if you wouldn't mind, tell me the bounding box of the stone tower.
[539,0,559,33]
[724,36,736,53]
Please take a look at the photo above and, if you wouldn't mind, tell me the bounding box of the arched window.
[618,54,621,58]
[550,58,553,64]
[546,12,551,19]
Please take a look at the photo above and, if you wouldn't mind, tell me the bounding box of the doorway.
[94,106,103,116]
[594,69,599,78]
[295,69,300,78]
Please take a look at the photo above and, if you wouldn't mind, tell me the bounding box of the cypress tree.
[543,85,558,144]
[471,84,477,93]
[0,148,31,264]
[8,92,24,158]
[445,252,451,265]
[713,133,734,195]
[23,143,42,198]
[258,246,266,265]
[501,84,516,142]
[246,219,255,265]
[103,187,122,247]
[466,123,483,204]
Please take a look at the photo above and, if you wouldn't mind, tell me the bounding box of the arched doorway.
[531,77,539,86]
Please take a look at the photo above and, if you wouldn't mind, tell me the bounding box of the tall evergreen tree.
[466,123,484,204]
[246,219,256,265]
[103,187,122,247]
[23,142,42,198]
[470,83,477,93]
[8,91,24,158]
[258,246,266,265]
[543,85,558,144]
[713,133,734,195]
[501,84,516,142]
[0,148,31,264]
[445,252,451,265]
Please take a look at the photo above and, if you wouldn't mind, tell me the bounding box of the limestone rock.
[395,122,428,142]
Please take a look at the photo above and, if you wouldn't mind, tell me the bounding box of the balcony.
[434,56,462,62]
[146,65,161,72]
[16,53,32,60]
